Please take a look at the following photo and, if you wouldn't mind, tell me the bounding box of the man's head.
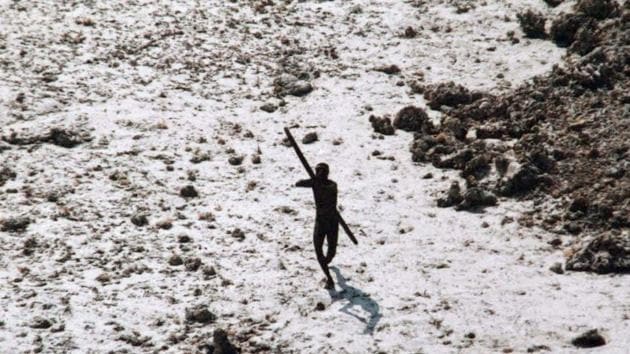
[315,162,329,179]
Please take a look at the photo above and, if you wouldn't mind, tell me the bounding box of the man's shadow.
[328,266,382,335]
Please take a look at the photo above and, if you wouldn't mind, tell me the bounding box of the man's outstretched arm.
[295,179,313,187]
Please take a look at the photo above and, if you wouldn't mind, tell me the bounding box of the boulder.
[369,115,395,135]
[565,233,630,273]
[393,106,431,133]
[517,10,547,39]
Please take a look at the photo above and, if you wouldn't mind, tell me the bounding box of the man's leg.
[314,223,334,289]
[324,222,339,265]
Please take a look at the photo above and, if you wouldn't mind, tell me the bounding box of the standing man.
[295,162,339,289]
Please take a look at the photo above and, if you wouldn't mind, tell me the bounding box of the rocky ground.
[0,0,628,353]
[390,0,629,274]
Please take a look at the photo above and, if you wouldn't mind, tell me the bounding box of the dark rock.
[273,74,313,97]
[131,213,149,227]
[543,0,564,7]
[499,163,541,196]
[442,116,467,140]
[185,305,216,324]
[211,328,238,354]
[119,331,151,347]
[302,132,318,144]
[435,149,474,170]
[564,221,583,235]
[178,234,192,243]
[374,64,401,75]
[168,254,184,266]
[550,13,589,47]
[30,317,52,329]
[403,26,417,38]
[477,124,506,140]
[288,80,313,96]
[228,156,244,166]
[423,81,476,110]
[437,181,463,208]
[517,10,547,39]
[185,257,202,272]
[231,228,245,241]
[462,155,491,180]
[48,128,87,148]
[571,329,606,348]
[569,23,600,55]
[565,233,630,273]
[180,185,198,198]
[1,216,30,232]
[549,262,564,274]
[95,272,111,283]
[569,197,589,213]
[260,103,277,113]
[576,0,620,19]
[315,302,326,311]
[369,115,395,135]
[251,154,262,164]
[410,135,438,162]
[0,167,16,186]
[529,149,555,173]
[456,187,498,211]
[393,106,431,133]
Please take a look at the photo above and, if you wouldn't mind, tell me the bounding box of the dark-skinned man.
[295,162,338,289]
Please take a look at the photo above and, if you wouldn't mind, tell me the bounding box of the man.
[295,162,338,289]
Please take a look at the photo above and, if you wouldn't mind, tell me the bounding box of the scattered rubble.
[565,233,630,274]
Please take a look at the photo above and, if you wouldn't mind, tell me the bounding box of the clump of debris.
[374,0,629,273]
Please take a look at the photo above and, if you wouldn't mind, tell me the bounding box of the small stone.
[231,228,245,241]
[549,262,564,274]
[180,185,198,198]
[422,173,433,179]
[374,64,401,75]
[287,80,313,96]
[228,156,244,166]
[302,132,318,144]
[465,332,476,339]
[251,155,262,164]
[315,302,326,311]
[130,213,148,227]
[571,329,606,348]
[212,328,238,354]
[156,219,173,230]
[29,317,52,329]
[403,26,417,38]
[437,181,463,208]
[260,103,277,113]
[185,305,216,324]
[184,257,202,272]
[178,234,192,243]
[95,272,111,283]
[168,254,184,266]
[369,115,395,135]
[0,216,31,232]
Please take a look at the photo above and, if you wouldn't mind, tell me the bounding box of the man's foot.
[324,279,335,290]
